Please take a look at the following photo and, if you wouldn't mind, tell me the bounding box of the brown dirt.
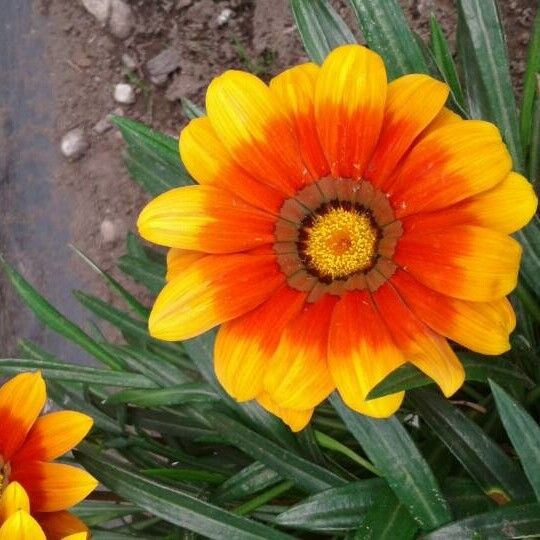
[0,0,536,359]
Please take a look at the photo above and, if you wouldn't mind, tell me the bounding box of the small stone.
[146,47,182,85]
[61,128,89,160]
[81,0,111,24]
[177,0,192,8]
[100,218,118,243]
[109,0,134,39]
[114,83,135,104]
[93,116,113,134]
[121,53,137,70]
[216,7,233,27]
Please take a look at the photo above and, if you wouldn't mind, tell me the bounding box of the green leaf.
[368,353,533,399]
[118,255,165,294]
[0,358,157,388]
[275,479,385,532]
[212,462,282,504]
[72,501,140,527]
[520,8,540,149]
[456,0,524,170]
[77,450,293,540]
[290,0,356,64]
[490,380,540,501]
[112,116,193,195]
[429,15,466,111]
[0,259,123,369]
[529,84,540,184]
[409,389,533,502]
[348,0,429,79]
[518,215,540,299]
[331,394,451,530]
[107,383,218,407]
[443,478,495,519]
[142,468,228,485]
[207,411,346,494]
[424,502,540,540]
[354,489,418,540]
[181,97,205,119]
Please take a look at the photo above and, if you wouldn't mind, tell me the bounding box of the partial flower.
[0,372,96,537]
[138,44,537,431]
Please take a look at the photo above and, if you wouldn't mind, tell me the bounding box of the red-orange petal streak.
[35,511,90,540]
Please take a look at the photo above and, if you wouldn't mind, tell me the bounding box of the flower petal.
[328,291,405,417]
[366,74,449,186]
[179,116,285,212]
[206,70,308,194]
[374,283,465,397]
[149,252,284,341]
[315,44,387,179]
[0,510,45,540]
[215,286,306,401]
[166,248,205,281]
[35,511,89,540]
[395,225,521,302]
[10,462,98,513]
[388,120,512,218]
[269,63,329,179]
[13,411,93,465]
[263,295,336,410]
[391,270,515,355]
[0,482,30,524]
[0,372,46,461]
[138,185,276,253]
[257,393,313,432]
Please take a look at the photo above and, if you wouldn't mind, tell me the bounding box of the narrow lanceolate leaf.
[520,8,540,149]
[77,450,293,540]
[368,354,533,399]
[354,489,418,540]
[424,503,540,540]
[290,0,356,64]
[0,259,123,369]
[331,394,451,530]
[456,0,523,170]
[409,390,533,502]
[429,15,466,111]
[275,479,386,533]
[490,381,540,501]
[118,255,165,294]
[517,216,540,299]
[112,116,194,195]
[107,383,219,407]
[207,411,346,495]
[181,97,205,119]
[530,85,540,184]
[348,0,429,79]
[0,358,157,388]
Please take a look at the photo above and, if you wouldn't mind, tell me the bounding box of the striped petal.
[391,270,515,355]
[215,286,306,402]
[269,63,329,179]
[374,283,465,397]
[0,482,30,524]
[179,116,285,212]
[149,252,284,341]
[315,44,387,179]
[395,225,521,302]
[388,120,512,218]
[10,462,98,513]
[366,74,449,187]
[138,185,275,253]
[0,372,46,461]
[35,511,89,540]
[13,412,93,465]
[166,248,205,281]
[0,511,45,540]
[328,291,405,417]
[206,70,308,194]
[257,393,313,432]
[263,295,336,410]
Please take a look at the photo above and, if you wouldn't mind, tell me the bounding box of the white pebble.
[109,0,134,39]
[60,128,89,160]
[216,8,233,27]
[100,219,118,243]
[81,0,111,24]
[114,83,135,104]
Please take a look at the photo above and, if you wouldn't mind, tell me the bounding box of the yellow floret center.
[304,208,378,279]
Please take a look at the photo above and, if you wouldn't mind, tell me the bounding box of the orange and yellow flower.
[138,44,538,431]
[0,372,97,538]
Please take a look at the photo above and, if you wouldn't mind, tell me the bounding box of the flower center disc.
[302,207,379,280]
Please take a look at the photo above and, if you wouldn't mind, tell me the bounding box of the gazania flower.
[138,44,537,431]
[0,372,96,538]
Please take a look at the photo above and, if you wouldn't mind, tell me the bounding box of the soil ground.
[0,0,536,361]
